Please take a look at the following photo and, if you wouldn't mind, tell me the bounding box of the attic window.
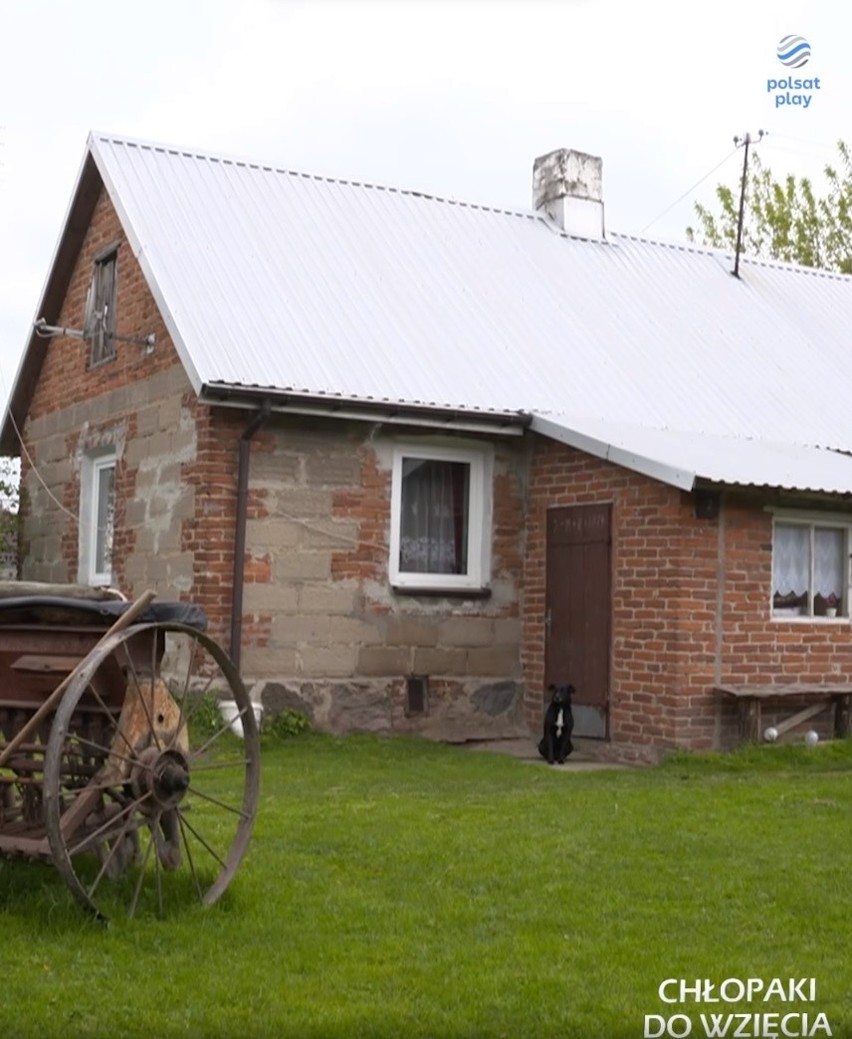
[87,245,118,367]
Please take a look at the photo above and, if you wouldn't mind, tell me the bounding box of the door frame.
[544,501,613,739]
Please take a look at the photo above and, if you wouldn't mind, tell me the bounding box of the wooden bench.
[715,684,852,743]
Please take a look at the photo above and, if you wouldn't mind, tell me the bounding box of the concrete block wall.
[241,416,530,740]
[23,370,197,603]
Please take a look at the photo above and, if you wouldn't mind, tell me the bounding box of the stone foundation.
[255,676,530,742]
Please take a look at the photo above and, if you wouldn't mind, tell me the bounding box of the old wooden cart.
[0,584,261,920]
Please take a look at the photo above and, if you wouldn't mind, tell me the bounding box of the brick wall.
[524,438,716,760]
[18,184,532,741]
[718,499,852,744]
[26,184,851,753]
[20,185,199,604]
[524,437,852,759]
[27,187,181,424]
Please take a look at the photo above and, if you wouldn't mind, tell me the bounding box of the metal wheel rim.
[43,622,261,920]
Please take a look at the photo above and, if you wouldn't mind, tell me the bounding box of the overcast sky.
[0,0,848,417]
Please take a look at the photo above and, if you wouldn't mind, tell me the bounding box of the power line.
[0,338,78,526]
[770,133,838,152]
[639,147,739,235]
[760,142,831,161]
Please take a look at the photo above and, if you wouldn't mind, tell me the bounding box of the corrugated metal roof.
[531,414,852,496]
[15,132,852,494]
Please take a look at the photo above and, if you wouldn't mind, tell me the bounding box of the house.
[5,132,852,761]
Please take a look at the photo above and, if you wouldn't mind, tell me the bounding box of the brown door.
[545,503,611,738]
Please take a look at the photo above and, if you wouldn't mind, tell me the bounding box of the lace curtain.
[95,464,116,575]
[399,459,469,575]
[773,523,843,601]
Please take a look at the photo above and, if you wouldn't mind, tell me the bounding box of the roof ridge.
[90,131,540,223]
[610,229,852,281]
[90,131,852,279]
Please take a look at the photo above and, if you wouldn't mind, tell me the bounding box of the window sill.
[391,585,492,600]
[771,614,848,623]
[86,574,114,588]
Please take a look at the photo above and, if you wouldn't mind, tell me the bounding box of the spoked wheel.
[43,623,261,920]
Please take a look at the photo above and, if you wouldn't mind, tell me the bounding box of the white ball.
[805,730,819,747]
[763,726,778,743]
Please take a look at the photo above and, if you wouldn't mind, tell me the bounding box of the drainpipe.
[230,401,271,669]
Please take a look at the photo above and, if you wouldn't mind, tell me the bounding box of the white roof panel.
[531,414,852,496]
[78,133,852,493]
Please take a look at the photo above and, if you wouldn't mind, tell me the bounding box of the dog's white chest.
[555,708,564,737]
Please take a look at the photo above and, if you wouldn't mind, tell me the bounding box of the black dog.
[538,684,575,764]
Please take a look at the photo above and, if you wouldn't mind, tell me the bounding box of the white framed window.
[389,440,493,592]
[79,452,116,586]
[772,513,850,619]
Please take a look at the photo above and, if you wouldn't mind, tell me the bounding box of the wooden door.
[545,504,611,738]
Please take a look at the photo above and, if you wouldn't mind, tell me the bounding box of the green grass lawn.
[2,733,852,1039]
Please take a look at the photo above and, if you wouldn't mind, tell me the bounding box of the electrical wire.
[638,147,739,235]
[760,142,830,161]
[0,342,78,526]
[769,133,838,152]
[5,404,78,525]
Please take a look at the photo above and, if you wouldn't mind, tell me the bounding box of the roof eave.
[199,382,531,435]
[530,413,697,490]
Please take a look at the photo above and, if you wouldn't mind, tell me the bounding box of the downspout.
[230,401,272,669]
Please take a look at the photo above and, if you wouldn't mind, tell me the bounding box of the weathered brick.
[299,582,357,614]
[299,645,358,676]
[303,450,361,487]
[438,617,493,647]
[328,616,379,644]
[136,405,160,437]
[357,646,411,675]
[271,615,330,646]
[465,647,519,677]
[411,648,467,674]
[242,646,298,675]
[246,518,299,551]
[298,520,360,550]
[242,582,299,613]
[273,551,331,581]
[386,618,439,647]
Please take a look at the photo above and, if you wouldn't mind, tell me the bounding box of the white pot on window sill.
[825,608,838,618]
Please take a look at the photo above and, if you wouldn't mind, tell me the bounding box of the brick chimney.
[532,148,605,240]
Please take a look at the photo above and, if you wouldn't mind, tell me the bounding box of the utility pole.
[732,130,764,278]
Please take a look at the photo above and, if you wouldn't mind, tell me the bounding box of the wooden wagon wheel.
[43,622,261,920]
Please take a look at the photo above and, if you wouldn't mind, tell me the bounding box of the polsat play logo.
[767,35,821,109]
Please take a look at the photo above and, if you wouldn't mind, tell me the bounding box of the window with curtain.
[94,461,116,578]
[773,520,846,618]
[389,442,492,591]
[399,458,470,575]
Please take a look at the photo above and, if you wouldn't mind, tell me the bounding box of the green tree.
[686,139,852,274]
[0,457,21,573]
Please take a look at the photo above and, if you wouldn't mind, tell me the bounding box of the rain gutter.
[230,401,272,670]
